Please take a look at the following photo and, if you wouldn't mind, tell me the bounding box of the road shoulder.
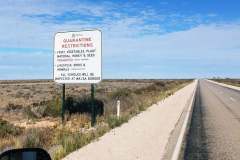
[64,81,197,160]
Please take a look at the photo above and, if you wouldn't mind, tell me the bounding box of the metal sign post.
[91,84,96,126]
[61,84,65,123]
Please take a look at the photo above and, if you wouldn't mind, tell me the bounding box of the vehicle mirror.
[0,148,51,160]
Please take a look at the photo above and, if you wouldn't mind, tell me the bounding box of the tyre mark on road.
[184,82,209,160]
[205,82,240,123]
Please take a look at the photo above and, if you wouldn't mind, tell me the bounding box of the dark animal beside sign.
[65,97,104,116]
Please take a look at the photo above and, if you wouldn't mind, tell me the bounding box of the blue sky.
[0,0,240,79]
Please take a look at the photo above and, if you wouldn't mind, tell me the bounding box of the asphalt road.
[184,79,240,160]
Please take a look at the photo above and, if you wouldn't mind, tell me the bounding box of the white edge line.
[170,80,197,160]
[207,79,240,92]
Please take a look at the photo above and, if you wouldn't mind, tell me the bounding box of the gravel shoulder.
[63,81,197,160]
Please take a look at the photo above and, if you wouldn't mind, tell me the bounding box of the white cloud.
[0,0,223,49]
[104,23,240,56]
[0,1,160,48]
[102,23,240,78]
[0,1,239,78]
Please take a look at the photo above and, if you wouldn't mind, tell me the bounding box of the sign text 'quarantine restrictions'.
[54,30,102,84]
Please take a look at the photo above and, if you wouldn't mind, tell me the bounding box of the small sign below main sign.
[54,30,102,84]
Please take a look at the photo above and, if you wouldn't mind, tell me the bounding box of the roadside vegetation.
[0,118,23,150]
[0,79,192,159]
[212,78,240,87]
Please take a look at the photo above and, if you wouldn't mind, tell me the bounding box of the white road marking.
[230,97,236,102]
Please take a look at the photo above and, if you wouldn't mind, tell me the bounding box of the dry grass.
[0,118,23,150]
[0,119,23,138]
[0,79,192,159]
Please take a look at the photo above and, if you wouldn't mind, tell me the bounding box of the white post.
[117,100,120,118]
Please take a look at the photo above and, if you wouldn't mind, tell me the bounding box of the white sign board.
[54,30,102,84]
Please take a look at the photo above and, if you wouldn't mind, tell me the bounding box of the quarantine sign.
[54,30,102,84]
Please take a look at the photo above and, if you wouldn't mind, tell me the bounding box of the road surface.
[184,80,240,160]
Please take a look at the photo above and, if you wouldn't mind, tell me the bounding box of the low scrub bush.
[0,137,16,151]
[24,106,38,119]
[53,123,110,160]
[45,96,62,117]
[0,119,22,138]
[107,115,129,129]
[110,88,132,100]
[22,128,53,148]
[6,103,23,111]
[54,129,93,159]
[25,96,62,119]
[53,146,66,160]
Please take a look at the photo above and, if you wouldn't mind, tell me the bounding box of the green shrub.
[0,119,22,138]
[45,96,62,117]
[24,97,61,119]
[138,105,146,111]
[55,129,93,157]
[95,124,109,138]
[107,115,129,129]
[53,146,66,160]
[24,106,38,119]
[53,124,110,160]
[154,81,166,87]
[6,103,23,111]
[23,129,41,148]
[110,88,132,99]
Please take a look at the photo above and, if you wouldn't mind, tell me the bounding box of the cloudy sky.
[0,0,240,79]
